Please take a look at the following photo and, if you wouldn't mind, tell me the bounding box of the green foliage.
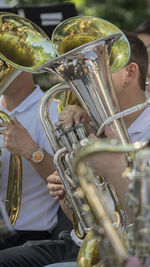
[75,0,150,31]
[5,0,150,31]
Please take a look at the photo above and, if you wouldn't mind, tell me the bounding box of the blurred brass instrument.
[0,111,22,227]
[126,144,150,263]
[72,139,149,266]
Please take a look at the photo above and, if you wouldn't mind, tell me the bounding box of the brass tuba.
[39,16,132,235]
[0,111,22,227]
[0,58,22,227]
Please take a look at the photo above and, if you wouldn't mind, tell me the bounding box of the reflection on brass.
[0,12,55,72]
[0,14,130,74]
[51,15,130,73]
[51,15,130,112]
[0,32,35,67]
[77,229,101,267]
[0,111,22,227]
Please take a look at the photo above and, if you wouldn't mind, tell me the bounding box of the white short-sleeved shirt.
[128,106,150,142]
[0,85,60,231]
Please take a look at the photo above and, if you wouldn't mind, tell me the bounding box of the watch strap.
[31,148,44,163]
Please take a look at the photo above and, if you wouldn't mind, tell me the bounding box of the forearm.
[19,139,56,183]
[29,150,56,183]
[0,117,56,183]
[60,198,73,222]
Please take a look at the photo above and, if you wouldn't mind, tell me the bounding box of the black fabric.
[45,262,77,267]
[0,235,79,267]
[0,208,79,267]
[0,207,73,250]
[56,206,73,235]
[0,230,56,250]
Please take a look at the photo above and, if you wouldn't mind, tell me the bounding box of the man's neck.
[116,86,146,128]
[1,72,35,111]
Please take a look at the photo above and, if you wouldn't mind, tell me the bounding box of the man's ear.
[125,62,138,81]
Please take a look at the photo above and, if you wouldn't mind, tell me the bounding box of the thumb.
[13,117,22,127]
[88,133,97,139]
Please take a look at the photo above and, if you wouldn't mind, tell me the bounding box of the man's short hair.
[134,19,150,35]
[124,31,148,90]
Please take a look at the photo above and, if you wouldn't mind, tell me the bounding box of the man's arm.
[0,117,55,183]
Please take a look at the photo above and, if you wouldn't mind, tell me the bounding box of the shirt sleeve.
[70,227,84,247]
[37,100,59,156]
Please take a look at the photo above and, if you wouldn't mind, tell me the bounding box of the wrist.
[23,143,38,160]
[30,148,45,163]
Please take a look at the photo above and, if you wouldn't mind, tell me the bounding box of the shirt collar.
[0,84,43,115]
[128,106,150,134]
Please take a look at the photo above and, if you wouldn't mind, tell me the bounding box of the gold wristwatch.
[31,148,44,163]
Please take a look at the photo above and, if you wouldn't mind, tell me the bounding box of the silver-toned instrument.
[39,17,132,234]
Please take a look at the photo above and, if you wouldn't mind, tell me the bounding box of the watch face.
[32,150,44,163]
